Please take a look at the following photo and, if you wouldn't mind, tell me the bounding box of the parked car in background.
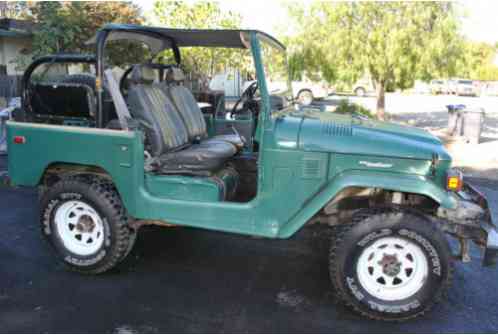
[209,69,247,99]
[352,77,375,97]
[292,80,332,105]
[456,79,480,96]
[210,70,332,106]
[412,80,431,94]
[447,79,458,95]
[482,81,498,96]
[430,79,448,95]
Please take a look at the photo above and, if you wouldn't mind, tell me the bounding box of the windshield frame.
[255,33,293,113]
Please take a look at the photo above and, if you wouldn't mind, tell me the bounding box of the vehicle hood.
[273,108,451,161]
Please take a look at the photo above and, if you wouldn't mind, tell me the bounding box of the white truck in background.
[209,69,332,105]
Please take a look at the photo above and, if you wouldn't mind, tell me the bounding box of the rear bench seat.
[126,65,236,175]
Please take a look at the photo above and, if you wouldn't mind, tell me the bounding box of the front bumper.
[462,183,498,266]
[439,182,498,266]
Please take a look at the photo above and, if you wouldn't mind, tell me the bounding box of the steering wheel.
[230,81,258,118]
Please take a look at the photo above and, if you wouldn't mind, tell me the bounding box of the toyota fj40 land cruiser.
[5,24,498,321]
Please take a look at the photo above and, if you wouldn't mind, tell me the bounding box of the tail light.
[13,136,26,144]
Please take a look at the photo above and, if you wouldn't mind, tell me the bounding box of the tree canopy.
[12,1,144,69]
[286,2,464,119]
[150,1,249,78]
[456,41,498,81]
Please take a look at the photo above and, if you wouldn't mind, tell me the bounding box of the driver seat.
[126,65,236,174]
[162,67,245,150]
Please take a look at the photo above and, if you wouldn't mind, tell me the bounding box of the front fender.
[277,169,457,238]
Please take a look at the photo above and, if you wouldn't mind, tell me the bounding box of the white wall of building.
[0,36,32,75]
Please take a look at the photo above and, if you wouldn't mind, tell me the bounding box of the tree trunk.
[376,81,386,120]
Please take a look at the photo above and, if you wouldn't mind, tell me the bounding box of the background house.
[0,18,33,75]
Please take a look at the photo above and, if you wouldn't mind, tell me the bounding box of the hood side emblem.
[359,161,393,168]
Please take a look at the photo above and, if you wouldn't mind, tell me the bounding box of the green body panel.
[7,122,143,212]
[273,109,450,161]
[145,174,223,202]
[7,120,456,238]
[7,32,457,239]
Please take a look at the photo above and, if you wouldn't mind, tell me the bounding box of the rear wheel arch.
[38,162,114,196]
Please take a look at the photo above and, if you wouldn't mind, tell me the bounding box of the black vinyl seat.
[162,67,245,149]
[126,65,236,174]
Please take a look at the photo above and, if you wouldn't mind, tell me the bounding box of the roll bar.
[21,54,96,118]
[94,29,181,128]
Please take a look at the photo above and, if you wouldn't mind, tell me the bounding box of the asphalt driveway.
[1,154,498,333]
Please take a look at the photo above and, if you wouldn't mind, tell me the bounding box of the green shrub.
[334,99,374,118]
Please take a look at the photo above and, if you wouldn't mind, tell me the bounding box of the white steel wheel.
[356,236,429,301]
[54,200,105,256]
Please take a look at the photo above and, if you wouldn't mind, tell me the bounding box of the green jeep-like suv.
[5,24,498,321]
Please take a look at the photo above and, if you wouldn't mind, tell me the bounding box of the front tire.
[329,209,453,321]
[40,176,135,274]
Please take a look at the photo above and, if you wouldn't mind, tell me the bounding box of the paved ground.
[328,93,498,116]
[1,153,498,333]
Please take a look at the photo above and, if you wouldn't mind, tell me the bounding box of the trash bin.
[446,104,485,144]
[447,104,465,137]
[462,108,485,144]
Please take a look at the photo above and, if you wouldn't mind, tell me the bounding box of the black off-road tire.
[40,175,135,274]
[120,227,137,262]
[329,208,453,321]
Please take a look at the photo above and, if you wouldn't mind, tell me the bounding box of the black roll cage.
[95,29,182,128]
[21,54,97,119]
[22,24,285,128]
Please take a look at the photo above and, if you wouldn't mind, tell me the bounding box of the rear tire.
[297,89,314,105]
[329,209,453,321]
[40,176,135,274]
[354,87,366,97]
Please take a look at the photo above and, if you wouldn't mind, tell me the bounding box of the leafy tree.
[287,2,463,119]
[0,2,30,19]
[151,1,248,79]
[456,41,498,81]
[28,2,79,56]
[13,2,144,69]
